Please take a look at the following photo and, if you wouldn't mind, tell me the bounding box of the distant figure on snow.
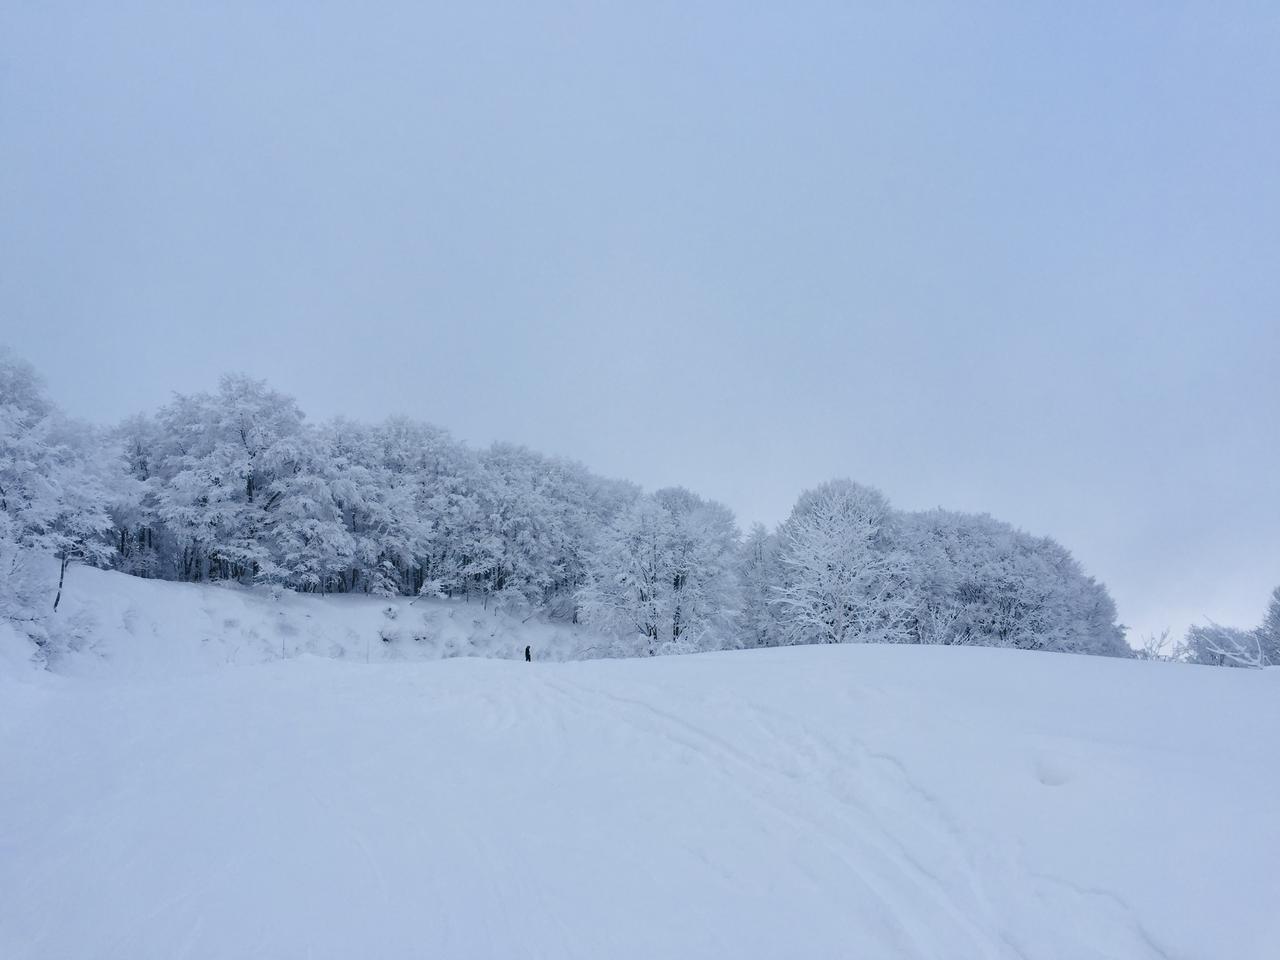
[524,645,532,663]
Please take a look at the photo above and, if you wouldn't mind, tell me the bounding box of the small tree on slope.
[0,352,112,620]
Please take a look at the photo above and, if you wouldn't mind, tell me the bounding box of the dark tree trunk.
[53,552,69,612]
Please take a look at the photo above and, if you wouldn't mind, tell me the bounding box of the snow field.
[3,590,1276,958]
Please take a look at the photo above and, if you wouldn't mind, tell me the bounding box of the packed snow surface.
[2,574,1277,959]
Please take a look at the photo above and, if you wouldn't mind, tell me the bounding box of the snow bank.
[2,571,1277,959]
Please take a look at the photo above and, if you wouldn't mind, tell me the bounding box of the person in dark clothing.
[524,645,531,662]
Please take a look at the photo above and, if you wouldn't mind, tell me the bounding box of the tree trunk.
[53,552,69,612]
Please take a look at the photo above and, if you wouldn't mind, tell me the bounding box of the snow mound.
[2,581,1276,958]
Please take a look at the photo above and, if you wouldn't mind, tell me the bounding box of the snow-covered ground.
[2,571,1277,959]
[11,564,610,676]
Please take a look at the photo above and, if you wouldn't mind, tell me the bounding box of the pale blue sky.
[2,2,1277,642]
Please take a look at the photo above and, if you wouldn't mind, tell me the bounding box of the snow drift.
[2,570,1277,959]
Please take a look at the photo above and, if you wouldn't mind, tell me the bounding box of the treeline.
[2,351,1140,659]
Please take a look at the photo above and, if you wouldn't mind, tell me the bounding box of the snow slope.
[2,573,1278,959]
[20,564,609,677]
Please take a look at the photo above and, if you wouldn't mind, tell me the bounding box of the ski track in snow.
[542,674,996,958]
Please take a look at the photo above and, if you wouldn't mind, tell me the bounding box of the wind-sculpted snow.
[2,624,1276,959]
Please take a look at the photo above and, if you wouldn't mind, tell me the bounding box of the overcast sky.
[2,2,1277,643]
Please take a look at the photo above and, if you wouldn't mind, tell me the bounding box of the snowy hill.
[5,564,610,678]
[2,572,1277,959]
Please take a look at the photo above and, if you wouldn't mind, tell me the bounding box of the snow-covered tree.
[375,416,486,598]
[1181,622,1267,669]
[474,444,571,613]
[1255,586,1280,666]
[152,375,308,583]
[655,487,741,651]
[0,352,113,621]
[319,418,417,596]
[1134,628,1174,662]
[578,488,739,655]
[899,509,1127,656]
[773,480,917,646]
[1178,586,1280,669]
[735,523,780,648]
[107,414,165,577]
[263,431,355,593]
[41,417,115,611]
